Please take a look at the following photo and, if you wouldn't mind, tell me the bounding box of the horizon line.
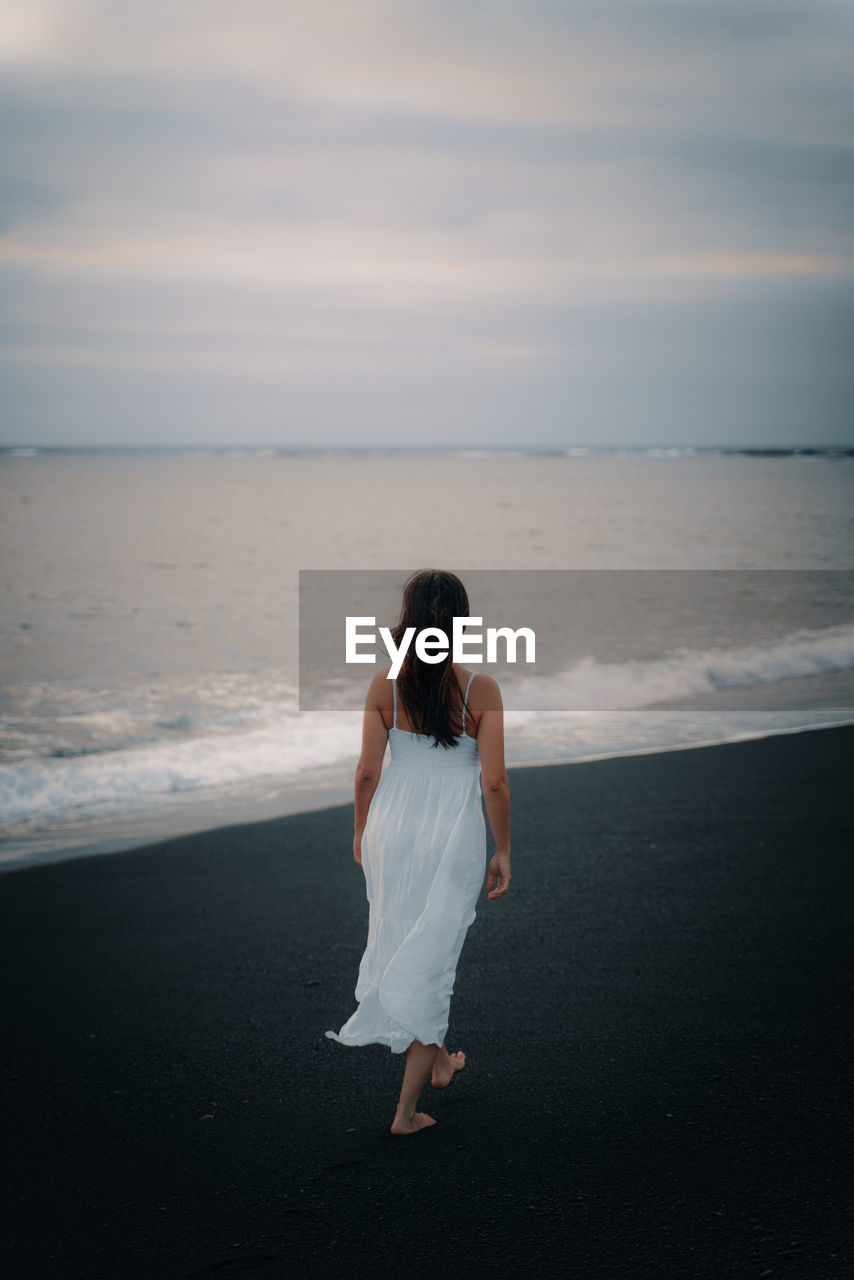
[3,442,854,454]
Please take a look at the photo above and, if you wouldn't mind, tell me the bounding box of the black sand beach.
[3,725,853,1280]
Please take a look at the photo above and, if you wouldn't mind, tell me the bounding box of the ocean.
[2,444,853,871]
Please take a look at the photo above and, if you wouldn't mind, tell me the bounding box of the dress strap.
[392,677,398,730]
[461,672,476,735]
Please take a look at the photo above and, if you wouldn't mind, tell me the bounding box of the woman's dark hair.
[391,569,471,749]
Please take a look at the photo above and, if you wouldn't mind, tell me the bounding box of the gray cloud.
[1,0,852,446]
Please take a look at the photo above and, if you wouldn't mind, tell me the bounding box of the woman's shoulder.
[365,666,394,702]
[460,669,502,708]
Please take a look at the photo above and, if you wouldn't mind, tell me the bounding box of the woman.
[325,569,511,1136]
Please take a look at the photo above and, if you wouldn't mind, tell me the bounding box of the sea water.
[1,445,853,870]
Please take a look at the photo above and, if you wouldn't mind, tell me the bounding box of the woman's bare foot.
[389,1111,437,1136]
[431,1048,466,1089]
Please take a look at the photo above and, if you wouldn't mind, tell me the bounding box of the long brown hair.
[391,569,471,749]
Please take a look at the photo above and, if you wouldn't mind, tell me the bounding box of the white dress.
[326,673,486,1053]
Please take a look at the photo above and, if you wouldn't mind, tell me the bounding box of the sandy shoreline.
[5,715,853,875]
[4,723,853,1278]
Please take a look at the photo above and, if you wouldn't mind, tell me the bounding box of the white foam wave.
[509,623,854,710]
[0,712,362,823]
[2,624,852,842]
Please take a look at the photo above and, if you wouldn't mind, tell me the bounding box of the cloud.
[1,1,853,444]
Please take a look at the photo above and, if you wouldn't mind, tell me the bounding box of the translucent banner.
[298,569,854,713]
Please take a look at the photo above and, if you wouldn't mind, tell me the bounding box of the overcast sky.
[1,0,852,448]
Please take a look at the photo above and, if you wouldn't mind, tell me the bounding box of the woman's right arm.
[353,671,390,865]
[475,675,511,900]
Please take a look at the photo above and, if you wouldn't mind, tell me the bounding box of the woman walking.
[326,569,511,1135]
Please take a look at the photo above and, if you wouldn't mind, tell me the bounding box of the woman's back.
[385,669,480,772]
[372,664,507,789]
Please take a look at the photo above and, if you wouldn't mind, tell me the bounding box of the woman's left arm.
[353,671,390,865]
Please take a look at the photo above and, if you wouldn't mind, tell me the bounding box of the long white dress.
[326,673,486,1053]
